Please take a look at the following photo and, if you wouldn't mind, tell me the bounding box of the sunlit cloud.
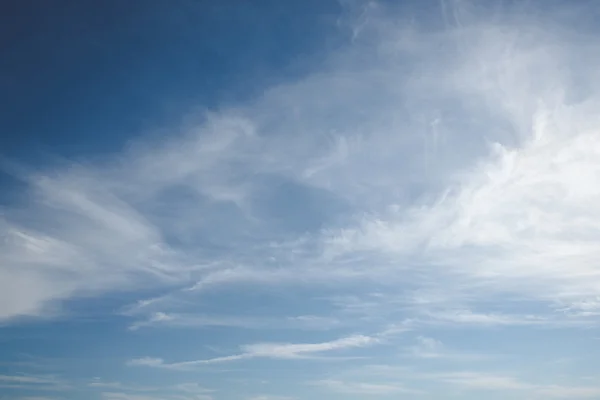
[3,0,600,398]
[312,379,420,395]
[128,334,378,369]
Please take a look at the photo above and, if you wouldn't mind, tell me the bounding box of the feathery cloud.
[128,334,378,369]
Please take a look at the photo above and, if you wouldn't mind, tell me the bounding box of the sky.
[2,0,600,399]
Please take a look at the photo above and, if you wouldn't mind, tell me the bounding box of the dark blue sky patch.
[1,0,345,160]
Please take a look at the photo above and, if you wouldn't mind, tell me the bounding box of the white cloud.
[0,375,58,384]
[18,397,60,400]
[2,8,600,400]
[409,336,444,358]
[102,394,165,400]
[3,2,600,400]
[433,371,600,398]
[87,380,162,393]
[126,357,165,367]
[240,334,375,358]
[315,13,600,319]
[317,20,600,309]
[89,381,124,389]
[247,396,295,400]
[313,379,420,395]
[127,311,341,331]
[1,0,598,331]
[536,385,600,398]
[86,379,214,400]
[96,381,215,400]
[0,374,69,392]
[172,383,214,394]
[128,334,378,369]
[332,367,600,399]
[423,309,547,326]
[437,371,533,390]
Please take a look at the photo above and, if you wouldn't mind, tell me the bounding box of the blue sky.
[2,1,600,399]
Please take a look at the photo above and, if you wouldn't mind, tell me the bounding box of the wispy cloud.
[102,393,213,400]
[4,1,600,398]
[247,396,296,400]
[127,312,341,331]
[0,374,70,391]
[408,336,445,359]
[91,380,215,400]
[102,394,160,400]
[0,375,58,384]
[2,0,600,331]
[325,366,600,399]
[422,309,548,327]
[313,379,420,395]
[436,371,533,390]
[17,397,60,400]
[87,380,169,393]
[433,371,600,398]
[128,334,378,369]
[404,335,491,362]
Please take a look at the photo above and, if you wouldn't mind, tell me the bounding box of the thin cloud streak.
[433,371,600,398]
[127,312,341,331]
[312,379,421,395]
[128,334,378,369]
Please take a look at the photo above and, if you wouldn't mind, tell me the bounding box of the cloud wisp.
[2,0,600,329]
[3,1,600,398]
[312,379,420,396]
[433,371,600,398]
[128,334,378,370]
